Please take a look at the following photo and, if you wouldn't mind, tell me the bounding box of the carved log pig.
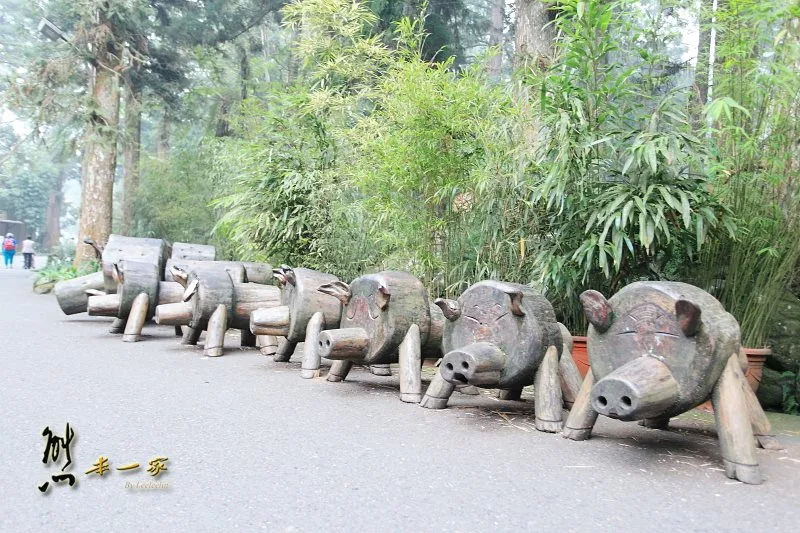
[86,260,184,342]
[312,271,444,402]
[54,235,169,322]
[563,281,781,485]
[154,265,280,356]
[250,266,344,377]
[419,281,582,432]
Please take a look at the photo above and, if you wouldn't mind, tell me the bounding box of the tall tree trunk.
[74,13,121,267]
[403,0,421,17]
[514,0,555,70]
[42,170,64,250]
[695,0,712,106]
[156,109,171,158]
[488,0,505,77]
[121,84,141,235]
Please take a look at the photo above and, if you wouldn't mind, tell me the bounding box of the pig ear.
[376,285,391,310]
[580,290,613,332]
[112,263,125,285]
[171,265,189,286]
[676,299,701,337]
[283,268,297,286]
[182,278,199,302]
[318,281,351,305]
[272,268,288,286]
[434,298,461,321]
[83,237,103,259]
[502,289,525,317]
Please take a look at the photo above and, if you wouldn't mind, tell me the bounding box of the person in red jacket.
[3,232,17,268]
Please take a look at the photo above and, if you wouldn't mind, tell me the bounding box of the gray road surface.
[1,267,798,533]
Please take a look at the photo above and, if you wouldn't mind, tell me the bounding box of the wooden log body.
[435,281,562,390]
[99,235,169,293]
[54,271,105,315]
[280,267,342,342]
[320,271,433,365]
[187,268,237,331]
[164,259,273,285]
[582,281,739,418]
[170,242,216,261]
[230,283,281,329]
[115,260,161,320]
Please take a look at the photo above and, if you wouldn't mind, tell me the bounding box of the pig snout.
[439,342,505,387]
[590,355,679,421]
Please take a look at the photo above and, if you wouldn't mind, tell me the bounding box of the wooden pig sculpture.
[313,271,444,403]
[562,281,780,485]
[85,261,264,343]
[250,266,343,377]
[54,235,169,325]
[154,265,280,356]
[85,260,185,342]
[420,281,583,433]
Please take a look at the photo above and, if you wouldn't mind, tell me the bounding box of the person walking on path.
[21,236,35,270]
[3,233,17,268]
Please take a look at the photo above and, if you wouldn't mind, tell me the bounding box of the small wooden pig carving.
[154,265,280,356]
[563,281,781,485]
[250,266,344,377]
[312,271,443,402]
[419,281,582,432]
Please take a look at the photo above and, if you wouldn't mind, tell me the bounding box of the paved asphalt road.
[1,267,799,532]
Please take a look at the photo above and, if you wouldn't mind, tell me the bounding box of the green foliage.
[133,135,223,250]
[344,37,534,295]
[529,0,728,329]
[211,89,336,265]
[695,0,800,347]
[780,371,799,415]
[35,256,99,284]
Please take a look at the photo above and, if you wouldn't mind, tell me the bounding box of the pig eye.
[655,331,678,337]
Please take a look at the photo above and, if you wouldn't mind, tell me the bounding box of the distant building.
[0,219,27,250]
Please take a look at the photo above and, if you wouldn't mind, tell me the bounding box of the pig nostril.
[621,395,632,408]
[445,363,453,371]
[597,395,608,407]
[318,341,324,347]
[326,339,331,346]
[461,361,469,370]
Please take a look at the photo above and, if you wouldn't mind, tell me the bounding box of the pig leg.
[258,335,278,356]
[738,365,783,450]
[639,416,671,429]
[534,345,564,432]
[326,360,353,382]
[203,304,228,357]
[711,354,762,484]
[174,325,184,337]
[300,312,325,379]
[109,317,127,334]
[562,371,598,440]
[398,324,422,403]
[122,292,149,343]
[419,369,455,409]
[497,387,523,401]
[240,328,257,348]
[369,364,393,376]
[559,343,583,410]
[273,338,297,362]
[182,326,202,346]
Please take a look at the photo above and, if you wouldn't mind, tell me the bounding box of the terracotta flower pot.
[741,347,769,393]
[571,336,590,379]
